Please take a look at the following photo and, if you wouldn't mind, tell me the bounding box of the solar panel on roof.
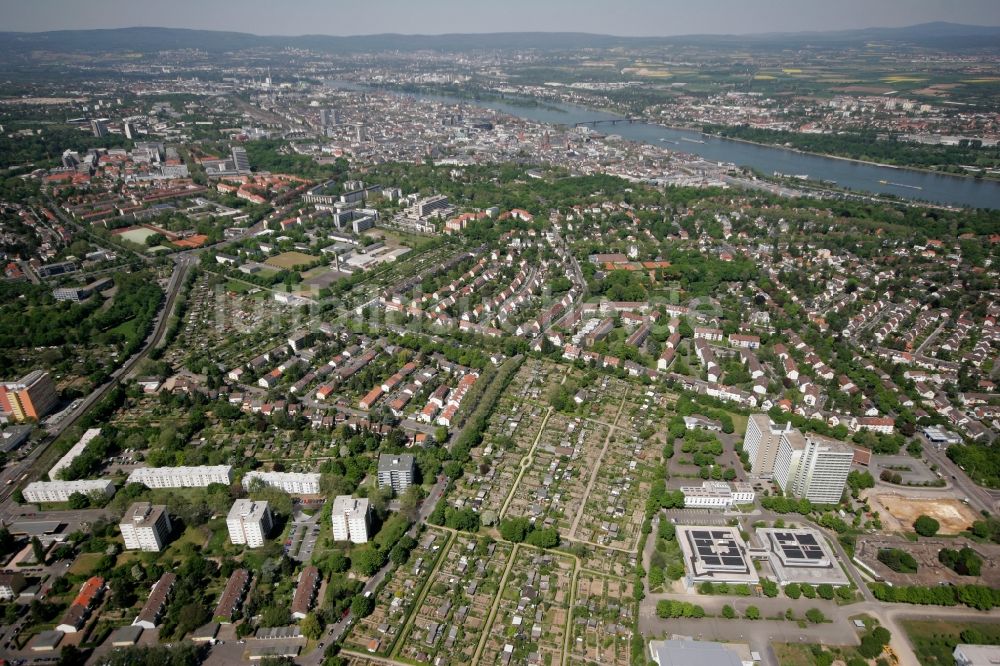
[799,534,818,546]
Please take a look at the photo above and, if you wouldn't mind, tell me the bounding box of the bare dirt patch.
[872,493,977,534]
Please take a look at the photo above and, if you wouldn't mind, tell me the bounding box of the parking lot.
[871,455,939,486]
[287,508,322,562]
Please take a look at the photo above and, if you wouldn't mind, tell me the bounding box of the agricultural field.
[501,411,608,533]
[449,361,556,521]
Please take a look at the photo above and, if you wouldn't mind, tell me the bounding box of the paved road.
[920,436,998,514]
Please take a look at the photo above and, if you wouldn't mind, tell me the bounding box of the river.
[327,81,1000,210]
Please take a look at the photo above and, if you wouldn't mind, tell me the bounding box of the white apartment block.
[226,499,273,548]
[330,495,371,544]
[680,481,756,508]
[242,471,321,495]
[772,428,807,495]
[743,414,793,478]
[127,465,233,489]
[786,435,854,504]
[120,502,172,552]
[49,428,102,481]
[22,479,115,504]
[377,453,415,494]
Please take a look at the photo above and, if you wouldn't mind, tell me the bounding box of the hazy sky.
[3,0,999,36]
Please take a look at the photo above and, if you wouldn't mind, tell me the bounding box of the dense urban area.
[0,17,998,666]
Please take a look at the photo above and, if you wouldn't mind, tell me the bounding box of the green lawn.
[69,552,105,576]
[104,317,139,340]
[226,279,255,294]
[903,619,1000,666]
[162,525,209,558]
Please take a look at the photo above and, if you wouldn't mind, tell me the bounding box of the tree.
[57,644,85,666]
[351,594,374,618]
[31,536,45,564]
[878,548,918,573]
[525,527,560,549]
[805,608,826,624]
[760,579,778,598]
[721,604,735,619]
[352,547,386,577]
[784,583,801,599]
[0,528,14,558]
[499,517,532,543]
[744,605,760,620]
[67,492,90,510]
[859,633,886,659]
[444,507,480,532]
[398,485,424,523]
[318,551,349,575]
[914,515,940,537]
[939,547,983,576]
[817,584,834,600]
[299,613,323,640]
[259,605,290,627]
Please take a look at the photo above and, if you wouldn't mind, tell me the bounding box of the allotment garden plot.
[502,412,609,534]
[395,534,515,665]
[344,528,448,655]
[568,572,635,666]
[478,547,576,666]
[570,423,654,551]
[449,386,551,521]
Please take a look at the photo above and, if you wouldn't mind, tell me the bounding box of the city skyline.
[3,0,1000,37]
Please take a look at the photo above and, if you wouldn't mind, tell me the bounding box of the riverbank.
[699,129,1000,183]
[325,79,1000,208]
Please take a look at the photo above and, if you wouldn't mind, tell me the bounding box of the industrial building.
[679,481,755,509]
[954,644,1000,666]
[756,528,849,586]
[648,639,750,666]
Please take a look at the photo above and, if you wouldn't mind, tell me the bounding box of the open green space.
[903,619,1000,666]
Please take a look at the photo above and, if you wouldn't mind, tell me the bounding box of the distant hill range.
[1,22,999,55]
